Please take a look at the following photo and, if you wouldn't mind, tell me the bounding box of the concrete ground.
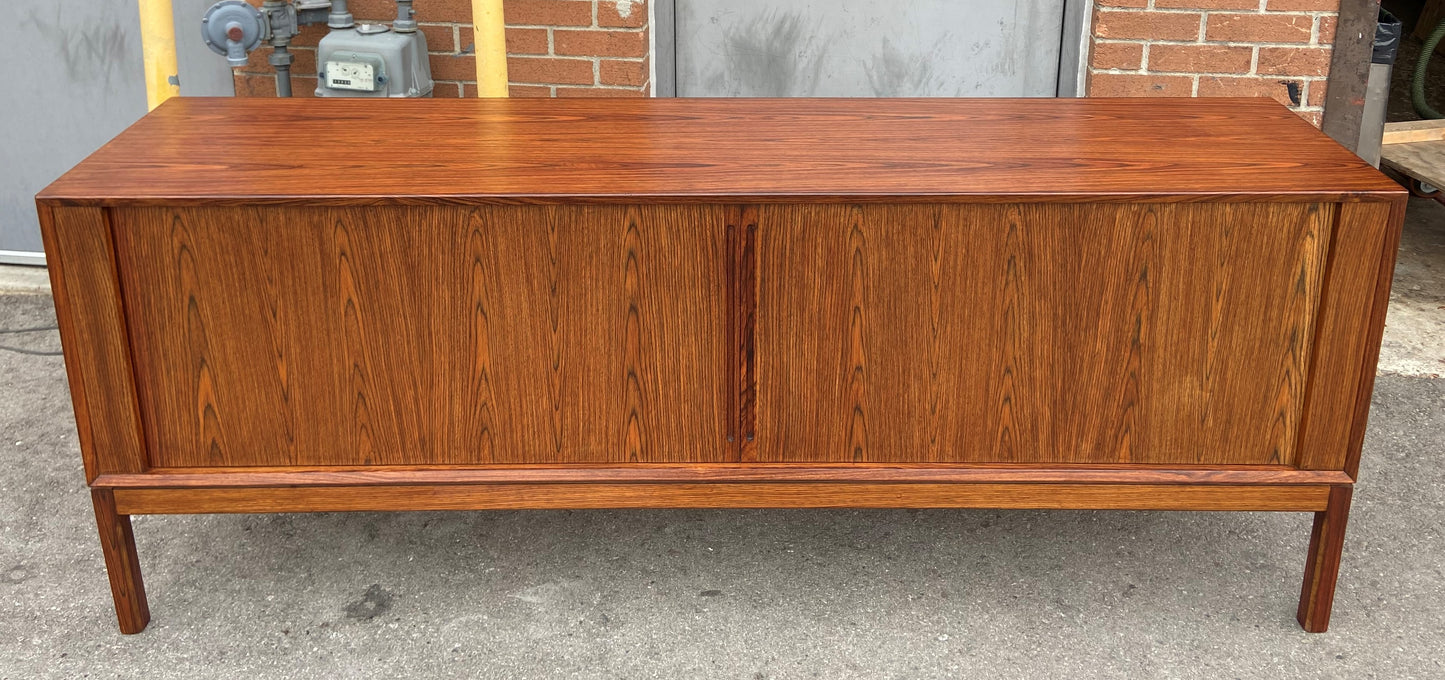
[0,200,1441,679]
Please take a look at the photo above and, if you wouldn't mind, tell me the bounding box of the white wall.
[0,0,232,262]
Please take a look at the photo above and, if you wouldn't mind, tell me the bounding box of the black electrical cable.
[0,345,61,357]
[0,325,62,355]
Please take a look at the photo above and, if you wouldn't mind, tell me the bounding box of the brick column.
[1087,1,1340,126]
[233,0,652,98]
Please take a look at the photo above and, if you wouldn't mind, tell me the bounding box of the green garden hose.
[1414,17,1445,119]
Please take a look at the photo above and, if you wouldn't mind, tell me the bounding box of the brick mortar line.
[1093,37,1332,46]
[505,25,649,32]
[508,55,603,60]
[237,72,646,94]
[436,52,649,62]
[1101,36,1331,48]
[1094,38,1334,48]
[325,22,651,31]
[238,51,649,66]
[1097,64,1330,74]
[1092,67,1327,78]
[510,54,650,62]
[232,78,647,91]
[1103,70,1329,79]
[1095,8,1336,15]
[509,80,644,89]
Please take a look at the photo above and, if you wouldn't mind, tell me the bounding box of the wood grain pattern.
[111,483,1334,515]
[757,203,1331,464]
[39,207,148,481]
[1298,485,1352,632]
[90,464,1354,489]
[111,205,732,466]
[1296,200,1406,473]
[91,489,149,634]
[36,98,1400,208]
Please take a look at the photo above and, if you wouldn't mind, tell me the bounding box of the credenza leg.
[91,489,150,634]
[1297,485,1352,633]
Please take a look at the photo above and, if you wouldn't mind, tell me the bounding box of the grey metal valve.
[201,0,265,67]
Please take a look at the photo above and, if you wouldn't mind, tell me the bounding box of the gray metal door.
[672,0,1069,98]
[0,0,231,263]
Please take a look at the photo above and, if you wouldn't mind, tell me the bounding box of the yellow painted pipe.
[137,0,181,110]
[471,0,509,97]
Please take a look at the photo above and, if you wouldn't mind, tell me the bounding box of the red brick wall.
[1087,1,1340,126]
[233,0,651,98]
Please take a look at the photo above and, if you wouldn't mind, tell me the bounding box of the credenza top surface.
[39,97,1402,206]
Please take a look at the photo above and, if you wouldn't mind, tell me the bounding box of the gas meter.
[317,23,433,98]
[201,0,433,98]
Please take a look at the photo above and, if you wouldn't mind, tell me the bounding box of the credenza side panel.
[755,202,1333,464]
[40,206,149,481]
[112,205,733,466]
[1296,199,1406,474]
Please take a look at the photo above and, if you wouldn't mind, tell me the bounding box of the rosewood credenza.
[37,97,1405,633]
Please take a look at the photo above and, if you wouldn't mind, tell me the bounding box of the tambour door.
[755,202,1335,465]
[112,204,734,467]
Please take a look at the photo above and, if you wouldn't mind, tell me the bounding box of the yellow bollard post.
[137,0,181,110]
[471,0,509,97]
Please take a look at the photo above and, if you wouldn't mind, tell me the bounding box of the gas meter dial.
[326,60,379,92]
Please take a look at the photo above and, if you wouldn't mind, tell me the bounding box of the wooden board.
[1381,120,1445,144]
[756,202,1332,464]
[1381,140,1445,190]
[112,205,733,466]
[111,482,1336,515]
[89,464,1355,488]
[35,98,1400,207]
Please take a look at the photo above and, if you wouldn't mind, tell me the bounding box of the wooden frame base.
[89,470,1353,634]
[110,482,1335,515]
